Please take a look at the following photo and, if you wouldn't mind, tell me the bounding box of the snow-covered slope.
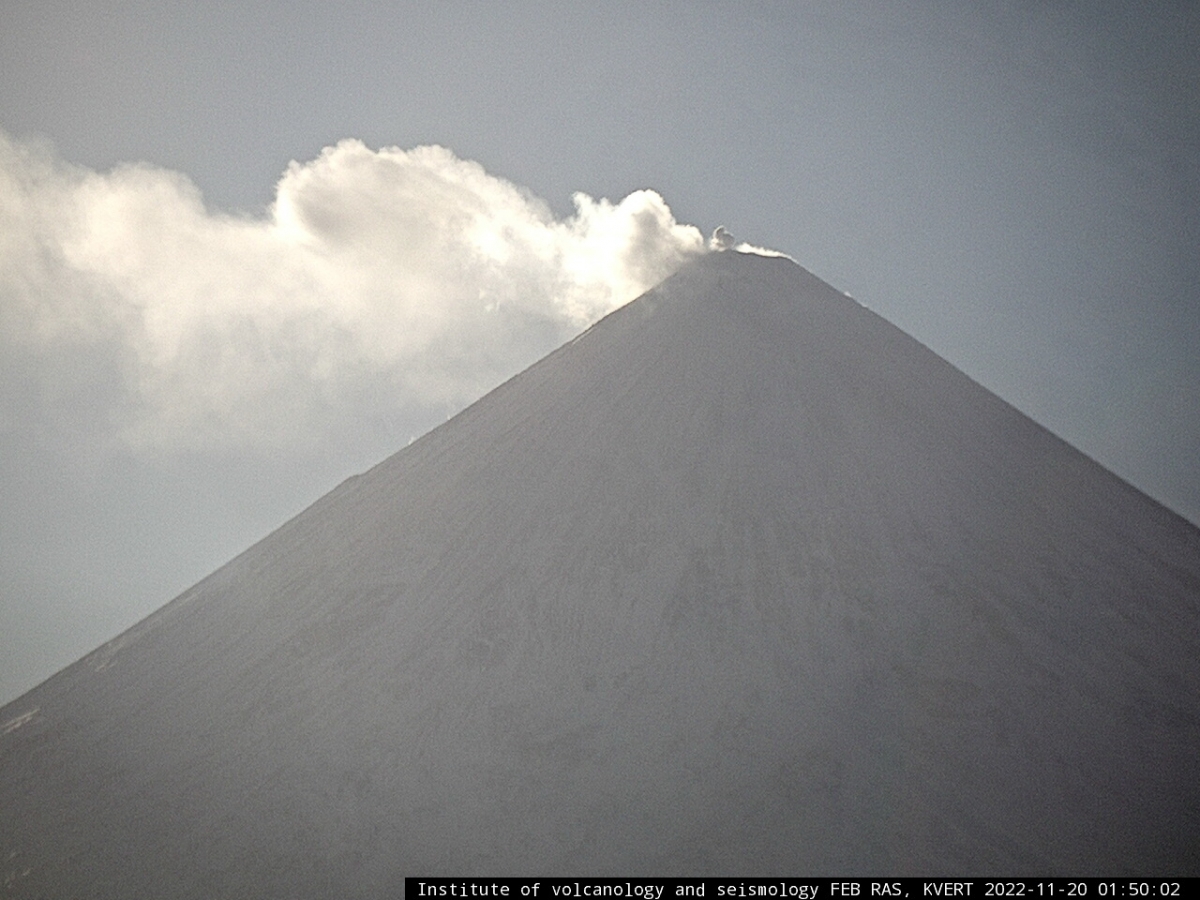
[2,251,1198,893]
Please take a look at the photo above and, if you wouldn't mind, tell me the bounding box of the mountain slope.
[2,251,1198,893]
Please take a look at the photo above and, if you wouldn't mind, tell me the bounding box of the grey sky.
[1,1,1197,705]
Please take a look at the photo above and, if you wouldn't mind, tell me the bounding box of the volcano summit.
[2,251,1198,893]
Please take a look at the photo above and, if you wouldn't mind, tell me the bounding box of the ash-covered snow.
[1,252,1198,894]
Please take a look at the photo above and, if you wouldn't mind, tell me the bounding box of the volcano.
[2,251,1198,893]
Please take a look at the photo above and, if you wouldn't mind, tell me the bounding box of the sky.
[1,1,1197,706]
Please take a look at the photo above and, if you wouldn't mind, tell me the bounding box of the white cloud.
[709,225,792,259]
[709,226,736,251]
[733,243,793,259]
[0,133,706,453]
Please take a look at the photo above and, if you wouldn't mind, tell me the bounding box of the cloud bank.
[0,133,706,453]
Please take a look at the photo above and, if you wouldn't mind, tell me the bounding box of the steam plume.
[0,134,707,452]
